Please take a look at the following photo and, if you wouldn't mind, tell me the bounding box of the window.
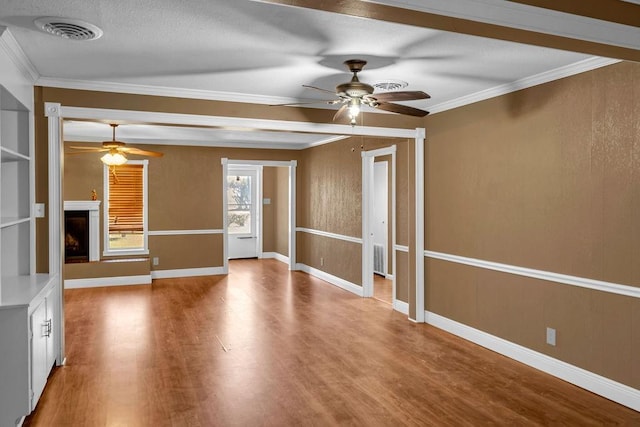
[227,174,253,235]
[103,160,148,256]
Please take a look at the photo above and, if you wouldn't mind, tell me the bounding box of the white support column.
[221,158,229,274]
[288,161,297,270]
[414,128,426,323]
[45,102,64,364]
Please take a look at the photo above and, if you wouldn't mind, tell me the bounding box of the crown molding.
[35,76,305,106]
[428,57,620,114]
[0,27,40,83]
[363,0,640,51]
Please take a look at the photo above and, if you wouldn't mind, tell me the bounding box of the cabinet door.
[30,300,48,410]
[45,290,57,369]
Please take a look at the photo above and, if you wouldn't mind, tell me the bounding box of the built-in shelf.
[0,216,30,228]
[0,146,29,162]
[0,274,56,309]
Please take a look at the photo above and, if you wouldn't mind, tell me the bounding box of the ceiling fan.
[278,59,430,125]
[67,123,164,166]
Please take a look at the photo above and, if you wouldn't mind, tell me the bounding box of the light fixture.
[348,98,361,126]
[100,150,128,166]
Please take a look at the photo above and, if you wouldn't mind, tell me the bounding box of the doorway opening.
[227,166,261,260]
[362,145,396,307]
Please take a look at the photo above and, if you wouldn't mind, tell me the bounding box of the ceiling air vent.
[373,80,408,92]
[34,17,103,41]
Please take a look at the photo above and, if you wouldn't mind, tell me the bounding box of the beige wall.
[424,61,640,388]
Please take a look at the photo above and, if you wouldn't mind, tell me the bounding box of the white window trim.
[102,159,149,257]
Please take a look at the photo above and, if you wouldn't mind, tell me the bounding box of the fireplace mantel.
[64,201,101,262]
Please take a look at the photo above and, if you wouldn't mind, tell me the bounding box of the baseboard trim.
[151,267,225,279]
[393,299,409,315]
[261,252,289,264]
[64,275,151,289]
[425,310,640,412]
[296,263,363,296]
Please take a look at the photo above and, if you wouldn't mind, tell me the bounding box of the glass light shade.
[101,152,128,166]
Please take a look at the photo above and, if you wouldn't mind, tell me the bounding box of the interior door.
[227,168,258,259]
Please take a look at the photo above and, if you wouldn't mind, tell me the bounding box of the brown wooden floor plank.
[24,259,639,426]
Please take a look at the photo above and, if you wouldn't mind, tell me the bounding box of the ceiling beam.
[255,0,640,62]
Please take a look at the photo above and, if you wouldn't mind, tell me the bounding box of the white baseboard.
[64,274,151,289]
[151,266,225,279]
[393,299,409,315]
[425,310,640,412]
[295,263,363,296]
[261,252,289,264]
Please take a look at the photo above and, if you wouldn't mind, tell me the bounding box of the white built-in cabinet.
[0,82,59,426]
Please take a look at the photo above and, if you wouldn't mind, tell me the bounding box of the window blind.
[108,164,143,233]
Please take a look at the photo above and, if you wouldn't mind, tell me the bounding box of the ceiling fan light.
[101,152,128,166]
[348,99,361,118]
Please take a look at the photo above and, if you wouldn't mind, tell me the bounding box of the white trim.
[57,106,417,139]
[363,1,639,51]
[425,310,640,412]
[429,57,620,114]
[151,267,225,279]
[414,128,426,322]
[394,244,409,253]
[0,27,39,83]
[64,275,151,289]
[393,299,409,315]
[261,252,290,264]
[296,227,363,245]
[425,250,640,299]
[148,229,224,236]
[296,263,364,296]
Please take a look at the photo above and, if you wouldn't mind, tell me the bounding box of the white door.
[227,168,259,259]
[373,161,388,275]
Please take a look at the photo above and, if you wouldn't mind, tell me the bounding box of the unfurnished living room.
[0,1,639,426]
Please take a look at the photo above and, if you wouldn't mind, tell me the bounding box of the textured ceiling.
[0,0,624,147]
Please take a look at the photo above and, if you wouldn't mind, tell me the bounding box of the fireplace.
[65,211,89,263]
[64,201,101,263]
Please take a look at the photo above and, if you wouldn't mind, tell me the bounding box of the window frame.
[102,159,149,257]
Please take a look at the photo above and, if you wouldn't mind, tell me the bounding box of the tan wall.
[262,167,276,253]
[274,166,289,257]
[424,61,640,388]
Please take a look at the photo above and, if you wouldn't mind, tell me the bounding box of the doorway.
[362,145,396,306]
[227,166,261,259]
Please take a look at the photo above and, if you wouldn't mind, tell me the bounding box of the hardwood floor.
[25,259,639,426]
[373,274,392,304]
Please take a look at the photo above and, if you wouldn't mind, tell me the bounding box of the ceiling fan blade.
[375,102,430,117]
[68,146,109,151]
[333,104,349,122]
[120,147,164,157]
[270,99,341,107]
[368,91,430,102]
[65,151,105,155]
[302,84,337,95]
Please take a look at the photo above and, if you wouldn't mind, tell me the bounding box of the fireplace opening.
[65,210,90,263]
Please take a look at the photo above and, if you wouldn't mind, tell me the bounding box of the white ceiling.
[0,0,631,148]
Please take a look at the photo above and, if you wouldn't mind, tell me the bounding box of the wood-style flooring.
[25,259,639,426]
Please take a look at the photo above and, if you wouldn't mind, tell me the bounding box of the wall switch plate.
[34,203,45,218]
[546,327,556,346]
[152,257,159,266]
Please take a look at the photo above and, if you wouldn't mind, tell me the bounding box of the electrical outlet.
[152,257,159,266]
[320,257,324,266]
[546,327,556,346]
